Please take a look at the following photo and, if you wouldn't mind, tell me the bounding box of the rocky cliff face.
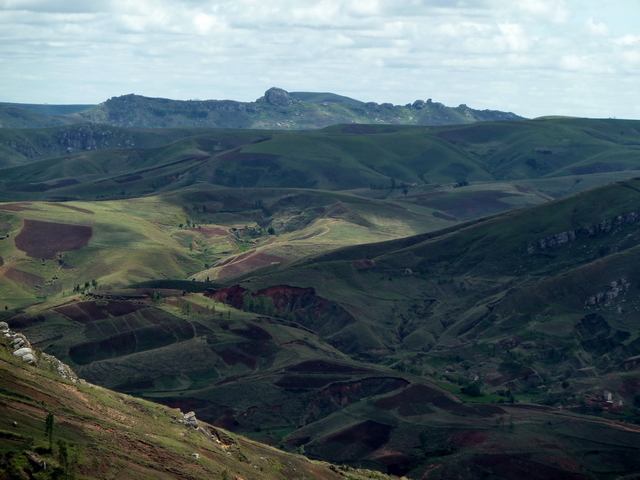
[3,124,137,163]
[526,212,640,254]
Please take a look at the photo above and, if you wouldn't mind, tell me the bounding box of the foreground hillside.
[0,321,389,479]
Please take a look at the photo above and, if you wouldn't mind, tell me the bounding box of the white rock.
[13,347,37,365]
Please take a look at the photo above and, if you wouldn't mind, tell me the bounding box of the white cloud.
[585,17,610,36]
[1,0,640,119]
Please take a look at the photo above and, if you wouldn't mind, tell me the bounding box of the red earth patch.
[0,203,36,211]
[323,420,392,450]
[451,429,490,448]
[4,268,44,288]
[471,454,590,480]
[196,226,228,238]
[218,251,286,278]
[14,219,92,259]
[45,203,94,214]
[54,301,147,324]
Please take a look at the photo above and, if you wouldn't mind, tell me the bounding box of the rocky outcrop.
[585,279,631,306]
[1,322,37,365]
[264,87,294,106]
[526,230,576,253]
[73,90,522,130]
[4,124,137,162]
[176,409,237,447]
[526,212,640,254]
[1,321,79,382]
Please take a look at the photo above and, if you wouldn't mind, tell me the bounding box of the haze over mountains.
[2,89,640,478]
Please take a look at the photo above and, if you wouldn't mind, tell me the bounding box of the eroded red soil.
[14,219,92,258]
[4,268,44,288]
[217,251,286,278]
[0,203,36,211]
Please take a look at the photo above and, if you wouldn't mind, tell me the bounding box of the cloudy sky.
[1,0,639,119]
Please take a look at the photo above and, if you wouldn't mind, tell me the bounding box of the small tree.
[242,295,254,312]
[45,413,54,451]
[462,379,483,397]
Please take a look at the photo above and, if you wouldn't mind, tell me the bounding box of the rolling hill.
[2,118,640,202]
[4,100,640,477]
[4,176,640,476]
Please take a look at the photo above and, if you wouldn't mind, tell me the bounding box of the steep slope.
[0,321,384,480]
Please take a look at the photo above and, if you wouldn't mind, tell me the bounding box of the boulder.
[182,411,199,428]
[13,347,37,365]
[264,87,293,106]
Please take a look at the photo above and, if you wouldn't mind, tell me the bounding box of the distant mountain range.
[0,87,524,129]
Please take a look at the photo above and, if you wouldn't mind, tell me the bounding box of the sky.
[1,0,640,119]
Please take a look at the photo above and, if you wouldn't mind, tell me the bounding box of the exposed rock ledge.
[0,321,79,383]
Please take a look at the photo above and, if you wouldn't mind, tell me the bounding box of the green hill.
[3,118,640,208]
[0,105,80,129]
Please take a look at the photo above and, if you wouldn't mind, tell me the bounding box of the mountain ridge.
[1,87,524,130]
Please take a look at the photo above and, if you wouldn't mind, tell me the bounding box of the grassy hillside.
[1,162,640,476]
[2,118,640,202]
[4,110,640,476]
[0,124,269,167]
[0,102,95,116]
[0,105,79,129]
[0,323,391,480]
[192,178,640,402]
[0,186,453,310]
